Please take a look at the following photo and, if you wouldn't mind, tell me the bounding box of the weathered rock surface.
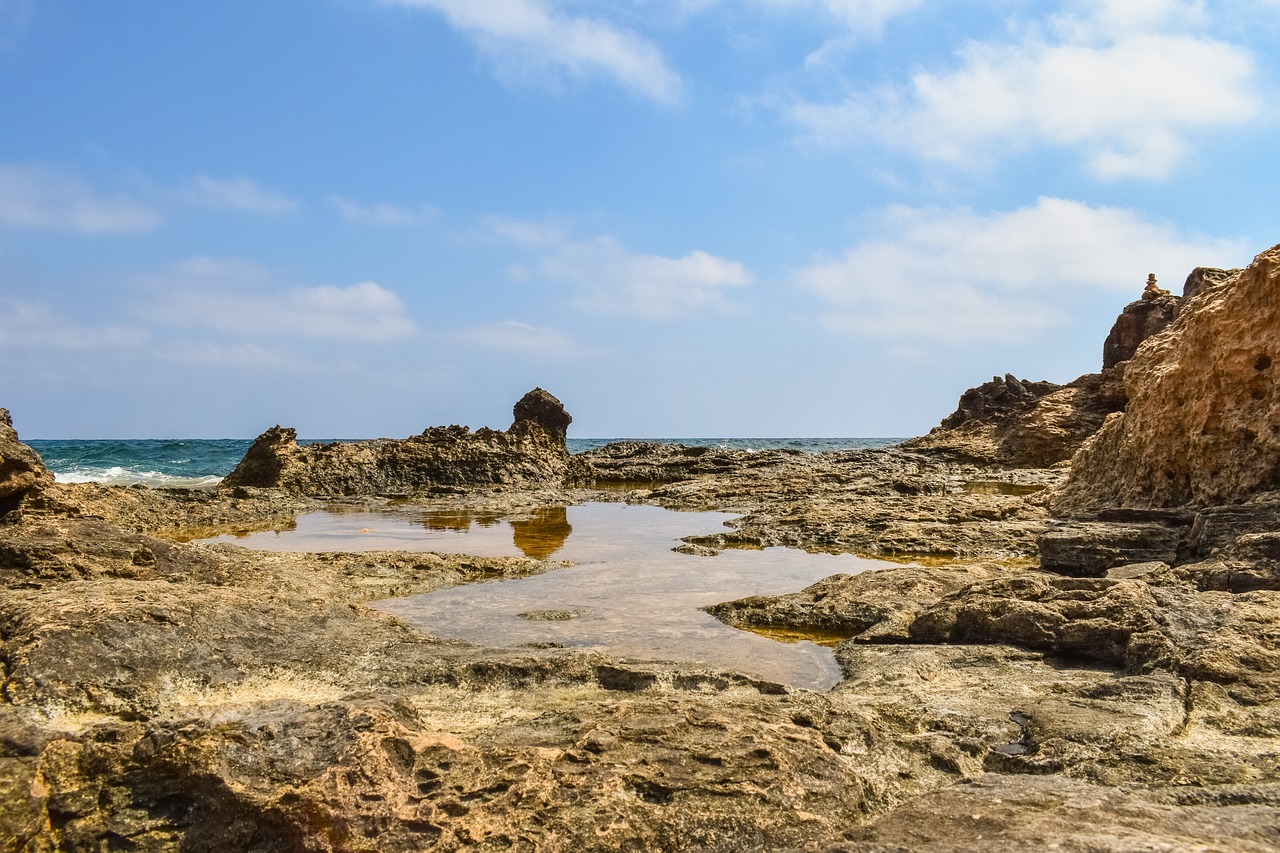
[222,388,589,495]
[0,408,52,519]
[10,235,1280,853]
[1054,246,1280,511]
[902,373,1122,468]
[1102,289,1179,370]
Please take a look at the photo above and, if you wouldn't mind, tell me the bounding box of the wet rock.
[0,409,52,520]
[707,564,1003,643]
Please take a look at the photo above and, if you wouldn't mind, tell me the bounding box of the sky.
[1,0,1278,439]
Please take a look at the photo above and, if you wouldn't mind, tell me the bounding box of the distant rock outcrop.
[0,409,52,519]
[903,373,1121,467]
[904,270,1239,469]
[1053,248,1279,511]
[222,388,586,495]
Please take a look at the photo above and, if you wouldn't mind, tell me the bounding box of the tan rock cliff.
[1054,244,1280,511]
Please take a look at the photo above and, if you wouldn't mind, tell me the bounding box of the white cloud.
[796,197,1247,343]
[330,195,438,227]
[380,0,683,103]
[454,320,581,355]
[142,258,417,341]
[785,2,1261,179]
[162,340,302,369]
[0,163,161,233]
[490,220,752,319]
[180,175,299,214]
[0,299,149,349]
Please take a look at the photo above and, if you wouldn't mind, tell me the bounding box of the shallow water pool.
[201,503,893,690]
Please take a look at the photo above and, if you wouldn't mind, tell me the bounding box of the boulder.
[0,409,52,519]
[511,387,572,442]
[222,389,586,495]
[1053,245,1280,511]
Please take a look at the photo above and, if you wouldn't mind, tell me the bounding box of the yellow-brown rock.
[0,408,53,518]
[1054,243,1280,511]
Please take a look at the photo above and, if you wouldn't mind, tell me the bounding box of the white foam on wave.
[54,468,222,489]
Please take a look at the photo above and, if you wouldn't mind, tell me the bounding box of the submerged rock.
[222,388,586,495]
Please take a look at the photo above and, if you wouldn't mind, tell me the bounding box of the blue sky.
[2,0,1278,438]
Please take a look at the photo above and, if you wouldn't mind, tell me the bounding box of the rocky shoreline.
[4,246,1280,850]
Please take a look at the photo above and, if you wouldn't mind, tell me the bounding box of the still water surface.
[201,503,892,690]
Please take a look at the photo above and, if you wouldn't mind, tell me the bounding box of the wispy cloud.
[329,195,439,227]
[141,257,417,341]
[0,299,149,349]
[161,340,303,369]
[0,163,161,233]
[489,218,752,319]
[796,197,1247,343]
[379,0,683,103]
[454,319,582,356]
[784,0,1261,179]
[179,175,299,214]
[756,0,926,62]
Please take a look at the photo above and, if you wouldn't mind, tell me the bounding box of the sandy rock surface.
[4,431,1279,850]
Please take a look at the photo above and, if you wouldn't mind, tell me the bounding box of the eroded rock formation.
[1102,280,1179,370]
[0,408,52,519]
[222,388,586,495]
[902,373,1121,467]
[1054,247,1280,511]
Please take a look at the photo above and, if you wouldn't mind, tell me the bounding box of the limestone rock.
[0,409,52,519]
[511,386,572,442]
[1037,518,1190,577]
[904,374,1121,467]
[222,389,586,495]
[1182,265,1241,300]
[825,774,1280,853]
[1102,292,1179,369]
[1054,244,1280,511]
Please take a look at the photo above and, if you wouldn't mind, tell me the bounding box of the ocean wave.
[54,467,223,489]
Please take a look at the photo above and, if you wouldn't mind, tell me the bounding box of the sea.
[26,437,905,489]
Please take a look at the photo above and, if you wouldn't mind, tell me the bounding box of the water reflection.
[196,503,897,691]
[199,506,574,559]
[510,507,572,560]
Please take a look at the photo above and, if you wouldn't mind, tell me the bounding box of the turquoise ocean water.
[26,437,905,489]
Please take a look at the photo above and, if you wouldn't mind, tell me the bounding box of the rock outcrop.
[903,373,1121,467]
[906,269,1246,470]
[1054,247,1280,511]
[222,388,586,495]
[0,409,52,519]
[1102,278,1179,369]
